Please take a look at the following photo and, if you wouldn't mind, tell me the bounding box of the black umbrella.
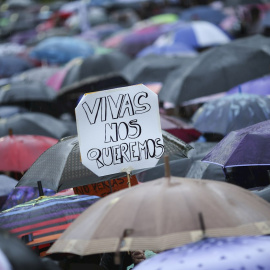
[121,54,195,84]
[158,35,270,105]
[59,51,131,88]
[0,112,76,139]
[57,72,129,116]
[0,82,56,103]
[0,228,44,270]
[16,131,192,192]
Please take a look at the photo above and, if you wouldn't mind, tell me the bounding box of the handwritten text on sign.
[75,84,164,176]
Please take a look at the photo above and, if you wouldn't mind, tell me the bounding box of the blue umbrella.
[137,43,198,57]
[30,37,94,65]
[135,236,270,270]
[155,21,231,49]
[180,5,227,25]
[0,55,33,78]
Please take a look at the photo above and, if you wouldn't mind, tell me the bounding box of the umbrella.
[60,51,131,88]
[0,228,44,270]
[137,43,198,58]
[202,119,270,168]
[0,195,99,248]
[0,112,77,139]
[134,236,270,270]
[180,5,227,25]
[226,75,270,96]
[154,21,231,50]
[0,43,26,56]
[1,186,55,211]
[158,35,270,105]
[0,82,57,103]
[0,55,33,78]
[0,175,17,197]
[0,134,58,172]
[121,54,194,84]
[48,176,270,255]
[11,66,61,84]
[30,37,94,65]
[56,73,129,112]
[16,131,192,192]
[0,106,27,118]
[192,93,270,136]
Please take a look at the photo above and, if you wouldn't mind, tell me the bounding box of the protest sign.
[75,84,164,176]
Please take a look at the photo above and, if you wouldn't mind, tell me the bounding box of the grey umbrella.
[121,54,195,84]
[158,35,270,105]
[16,131,193,192]
[0,112,76,139]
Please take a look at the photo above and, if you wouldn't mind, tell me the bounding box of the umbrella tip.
[164,155,171,179]
[8,128,13,136]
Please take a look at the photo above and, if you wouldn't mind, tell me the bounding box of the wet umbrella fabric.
[0,228,44,270]
[192,94,270,136]
[158,35,270,105]
[0,175,17,197]
[0,134,58,172]
[16,131,192,192]
[137,43,198,58]
[121,55,194,84]
[0,112,77,139]
[48,176,270,255]
[0,82,57,103]
[226,75,270,96]
[30,37,94,65]
[202,119,270,168]
[155,21,230,49]
[134,236,270,270]
[1,186,55,211]
[180,5,227,25]
[0,55,33,78]
[0,106,27,118]
[0,195,99,247]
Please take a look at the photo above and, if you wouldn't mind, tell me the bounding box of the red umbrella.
[0,133,58,172]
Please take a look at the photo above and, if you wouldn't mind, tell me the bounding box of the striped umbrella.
[0,194,99,248]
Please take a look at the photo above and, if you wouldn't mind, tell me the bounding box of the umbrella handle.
[37,181,44,196]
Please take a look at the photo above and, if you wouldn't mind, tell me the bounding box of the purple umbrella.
[134,236,270,270]
[227,75,270,96]
[202,119,270,168]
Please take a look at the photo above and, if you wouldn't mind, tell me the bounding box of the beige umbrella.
[48,175,270,256]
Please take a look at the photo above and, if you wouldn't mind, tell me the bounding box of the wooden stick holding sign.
[75,84,164,179]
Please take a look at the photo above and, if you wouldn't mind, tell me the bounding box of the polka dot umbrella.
[134,236,270,270]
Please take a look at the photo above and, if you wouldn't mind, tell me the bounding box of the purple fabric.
[202,119,270,167]
[227,75,270,96]
[135,236,270,270]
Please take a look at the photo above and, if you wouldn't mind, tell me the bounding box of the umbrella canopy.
[137,43,198,58]
[192,93,270,136]
[154,21,231,50]
[134,236,270,270]
[0,112,77,139]
[30,36,94,65]
[227,75,270,96]
[0,134,58,172]
[180,5,227,25]
[158,35,270,105]
[0,228,44,270]
[1,186,55,211]
[0,175,17,197]
[202,119,270,168]
[0,106,27,119]
[16,131,192,192]
[0,82,57,103]
[0,195,99,247]
[0,55,34,78]
[48,176,270,255]
[121,54,194,84]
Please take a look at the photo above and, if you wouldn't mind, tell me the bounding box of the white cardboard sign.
[75,84,164,176]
